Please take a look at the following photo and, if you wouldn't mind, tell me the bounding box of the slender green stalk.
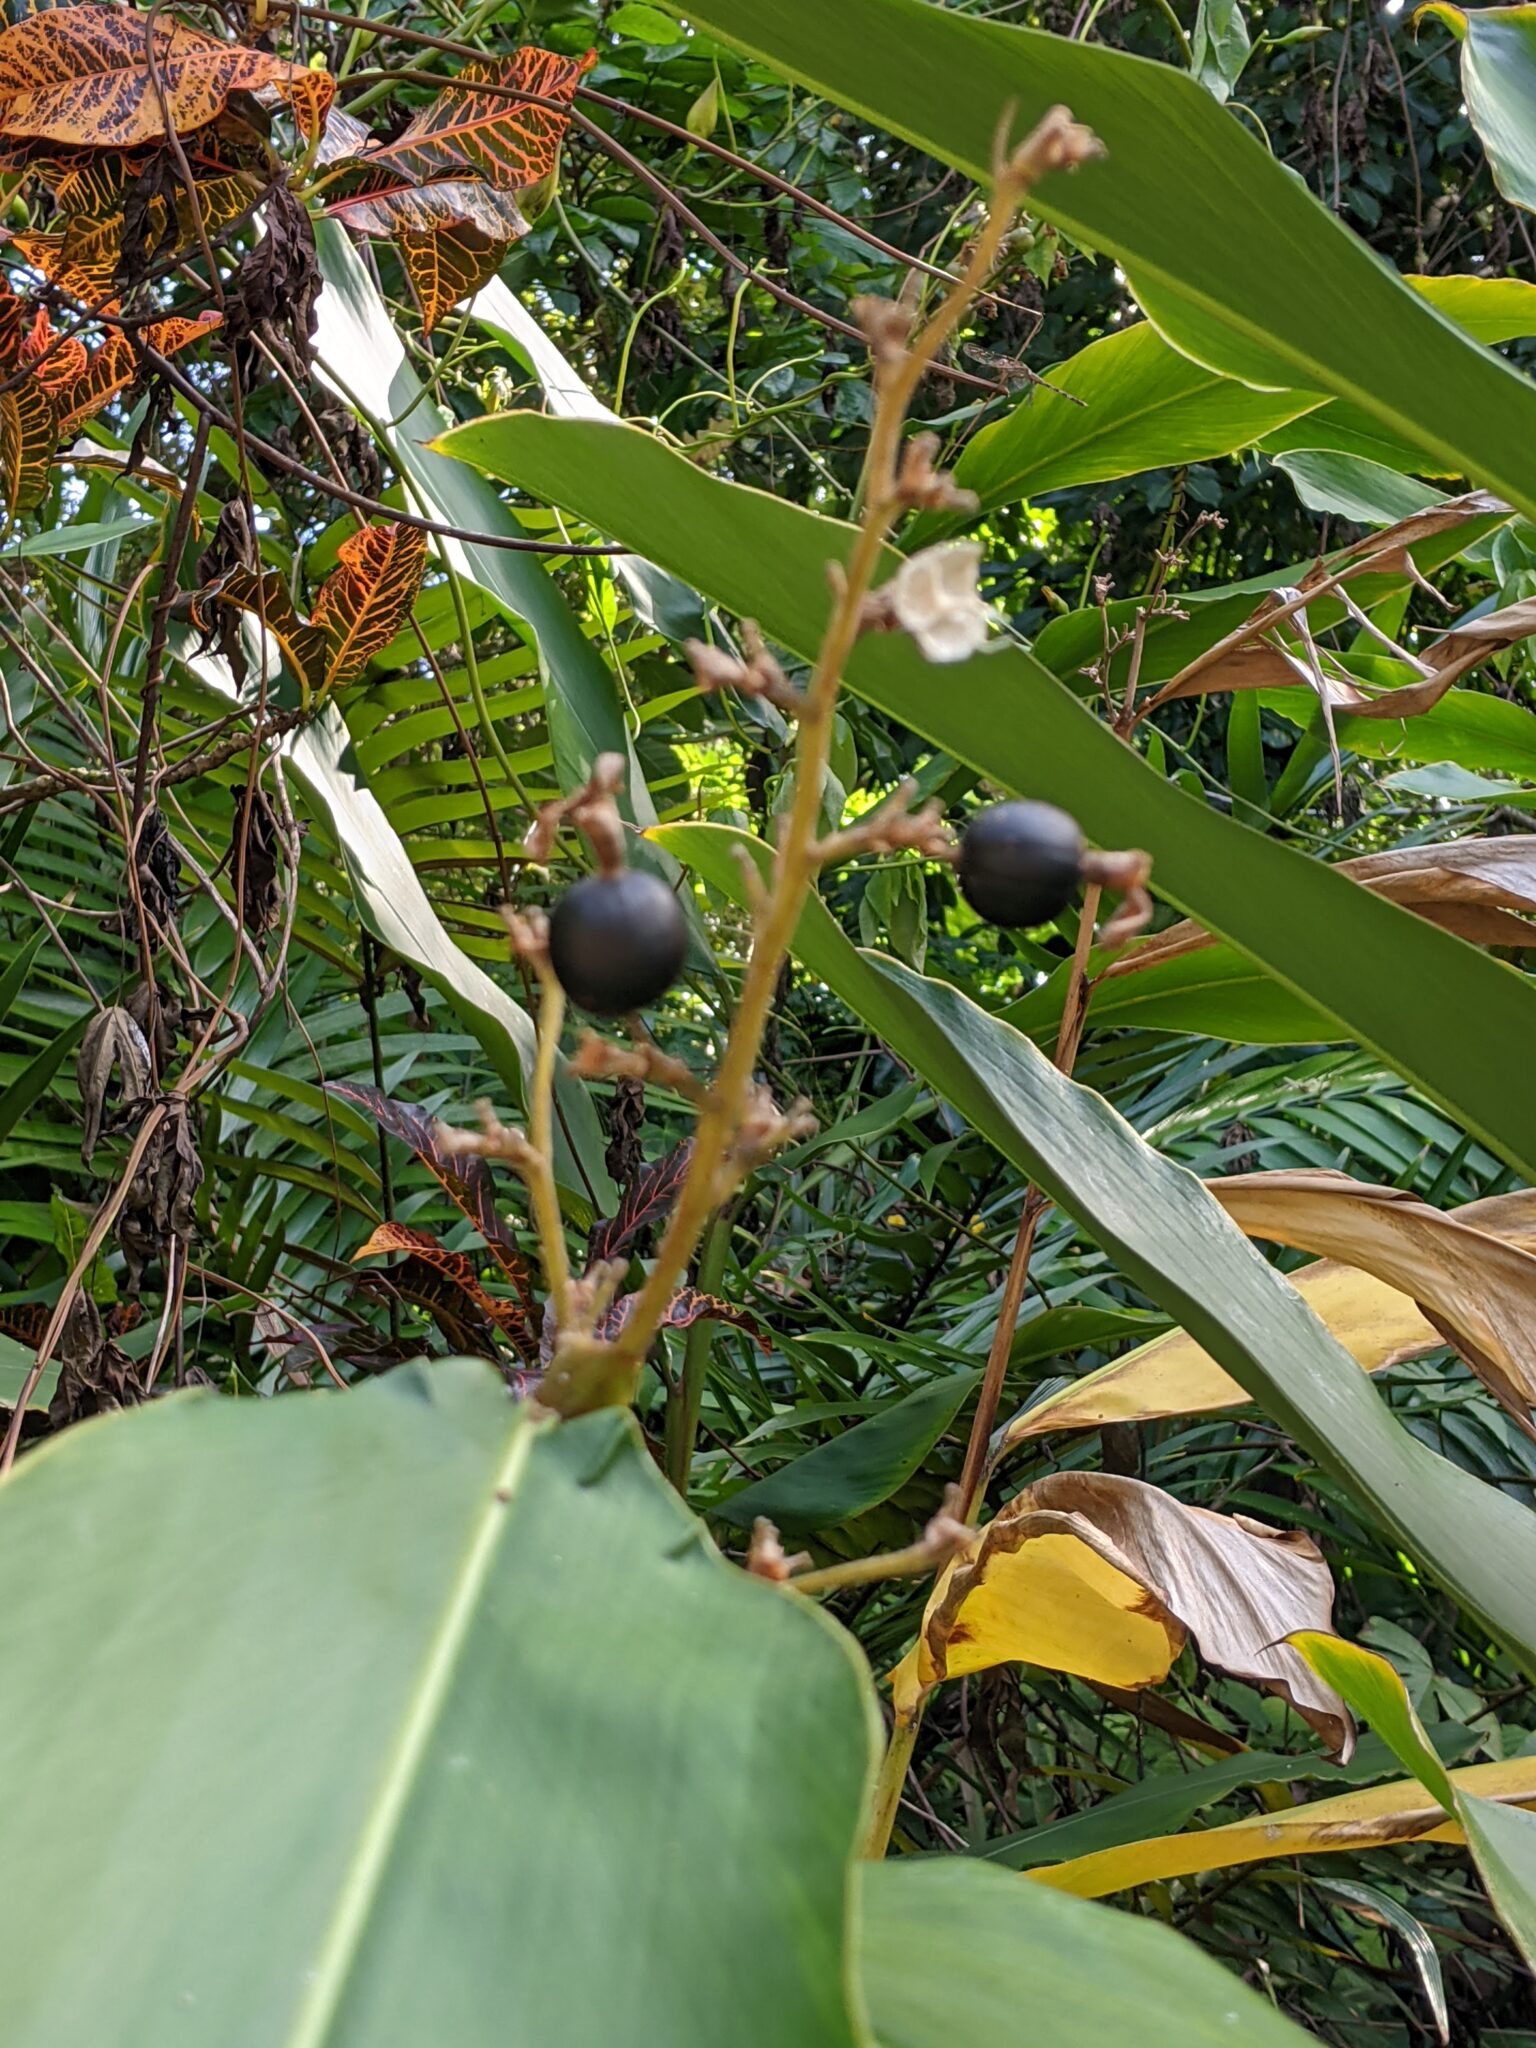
[665,1211,732,1495]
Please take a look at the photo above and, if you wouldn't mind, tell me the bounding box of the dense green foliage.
[6,0,1536,2040]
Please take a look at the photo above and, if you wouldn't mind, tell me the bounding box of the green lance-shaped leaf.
[435,410,1536,1188]
[668,0,1536,518]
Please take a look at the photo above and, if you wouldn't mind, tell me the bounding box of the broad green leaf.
[1416,5,1536,213]
[0,1361,876,2046]
[1273,449,1443,526]
[0,927,49,1032]
[713,1368,982,1535]
[929,274,1536,535]
[11,516,151,558]
[858,1858,1311,2048]
[652,820,1536,1675]
[312,225,651,811]
[672,0,1536,516]
[1004,943,1334,1048]
[1264,684,1536,783]
[438,411,1536,1184]
[469,277,704,642]
[940,322,1320,523]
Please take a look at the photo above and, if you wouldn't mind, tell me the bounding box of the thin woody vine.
[439,107,1151,1854]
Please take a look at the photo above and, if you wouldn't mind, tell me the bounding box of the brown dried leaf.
[1109,835,1536,979]
[891,1472,1351,1757]
[1213,1168,1536,1441]
[75,1004,154,1167]
[1008,1186,1536,1446]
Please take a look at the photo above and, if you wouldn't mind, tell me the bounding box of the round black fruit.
[548,868,689,1015]
[957,800,1085,928]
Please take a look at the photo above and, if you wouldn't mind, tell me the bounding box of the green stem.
[665,1211,732,1496]
[863,1713,919,1859]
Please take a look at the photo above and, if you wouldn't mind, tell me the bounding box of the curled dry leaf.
[75,1004,154,1168]
[1006,1185,1536,1447]
[1107,835,1536,979]
[1212,1169,1536,1441]
[888,1471,1352,1757]
[0,5,333,150]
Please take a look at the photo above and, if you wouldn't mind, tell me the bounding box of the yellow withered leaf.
[889,1472,1349,1755]
[1029,1753,1536,1898]
[1006,1186,1536,1449]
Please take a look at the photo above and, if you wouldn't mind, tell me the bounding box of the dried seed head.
[895,432,979,516]
[525,752,628,876]
[853,292,914,367]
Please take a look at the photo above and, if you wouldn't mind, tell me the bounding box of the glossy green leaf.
[857,1858,1310,2048]
[1273,450,1443,526]
[0,1361,876,2046]
[674,0,1536,515]
[653,818,1536,1673]
[1416,5,1536,213]
[1191,0,1251,100]
[941,321,1319,523]
[437,411,1536,1182]
[713,1368,982,1535]
[0,1010,87,1147]
[1004,943,1334,1049]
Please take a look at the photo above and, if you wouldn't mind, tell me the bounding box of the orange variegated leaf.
[0,374,59,519]
[358,46,594,194]
[20,303,89,391]
[49,308,220,436]
[190,567,325,697]
[310,521,429,689]
[353,1222,534,1356]
[11,225,119,302]
[398,221,511,332]
[0,4,333,149]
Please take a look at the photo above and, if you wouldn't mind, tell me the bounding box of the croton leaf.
[46,308,222,437]
[352,1220,535,1361]
[355,46,594,193]
[326,175,532,332]
[0,4,333,150]
[13,170,260,303]
[325,1080,535,1305]
[310,522,430,689]
[595,1284,768,1350]
[0,370,56,517]
[588,1142,693,1265]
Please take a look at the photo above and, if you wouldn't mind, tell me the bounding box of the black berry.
[957,800,1085,928]
[548,868,688,1016]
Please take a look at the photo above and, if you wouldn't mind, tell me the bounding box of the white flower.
[885,542,991,664]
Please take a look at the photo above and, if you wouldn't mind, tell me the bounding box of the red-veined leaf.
[356,46,594,194]
[397,221,512,332]
[48,307,221,436]
[0,373,59,518]
[324,1080,535,1306]
[588,1142,694,1265]
[325,177,529,332]
[595,1285,768,1350]
[0,5,333,149]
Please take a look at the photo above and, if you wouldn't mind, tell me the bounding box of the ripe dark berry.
[548,868,688,1016]
[957,800,1085,928]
